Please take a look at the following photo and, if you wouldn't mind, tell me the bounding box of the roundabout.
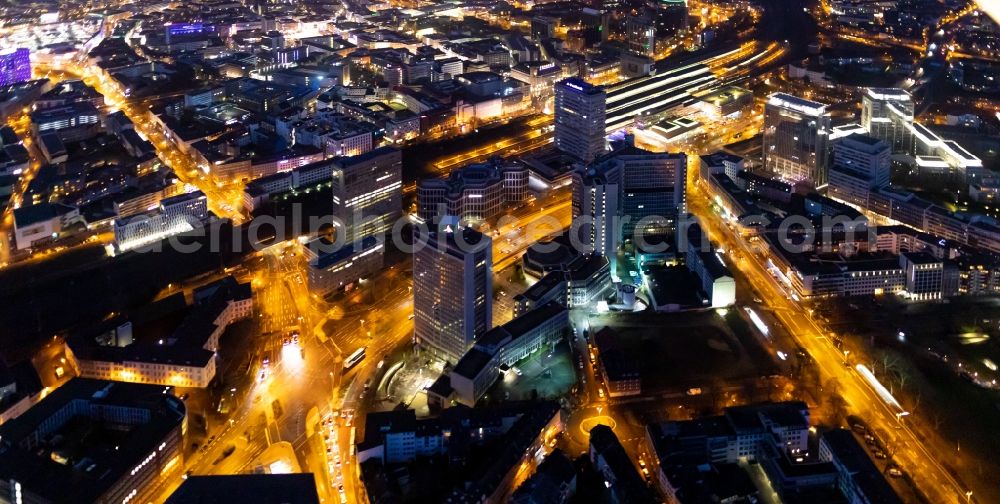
[579,415,617,436]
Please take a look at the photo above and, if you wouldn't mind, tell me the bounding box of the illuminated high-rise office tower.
[331,147,402,243]
[763,93,832,186]
[861,88,915,153]
[555,78,607,164]
[412,227,492,363]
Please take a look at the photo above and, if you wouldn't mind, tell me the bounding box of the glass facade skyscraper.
[555,78,607,164]
[763,93,832,186]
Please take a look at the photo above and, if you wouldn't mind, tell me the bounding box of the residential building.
[510,449,577,504]
[645,401,810,467]
[590,425,657,504]
[357,401,561,465]
[593,327,641,397]
[69,276,252,388]
[358,402,562,503]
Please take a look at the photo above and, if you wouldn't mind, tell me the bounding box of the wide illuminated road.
[492,197,572,271]
[0,109,45,263]
[688,180,971,503]
[31,62,247,223]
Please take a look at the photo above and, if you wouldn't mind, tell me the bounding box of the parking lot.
[586,309,779,395]
[490,341,577,401]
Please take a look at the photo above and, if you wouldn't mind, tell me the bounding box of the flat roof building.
[445,301,568,406]
[68,276,252,388]
[166,474,320,504]
[0,378,186,504]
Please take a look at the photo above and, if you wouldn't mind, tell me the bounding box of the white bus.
[345,347,366,370]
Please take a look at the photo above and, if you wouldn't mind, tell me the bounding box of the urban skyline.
[0,0,999,503]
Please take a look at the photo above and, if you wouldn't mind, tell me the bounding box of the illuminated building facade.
[554,78,607,164]
[861,88,915,153]
[413,227,492,363]
[305,236,385,295]
[616,149,687,238]
[0,48,31,87]
[572,145,686,256]
[446,301,567,406]
[113,191,209,253]
[417,158,528,226]
[832,134,891,189]
[861,88,982,176]
[30,102,101,143]
[626,14,656,57]
[686,222,736,308]
[572,161,621,258]
[900,252,949,300]
[331,147,402,243]
[762,93,832,186]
